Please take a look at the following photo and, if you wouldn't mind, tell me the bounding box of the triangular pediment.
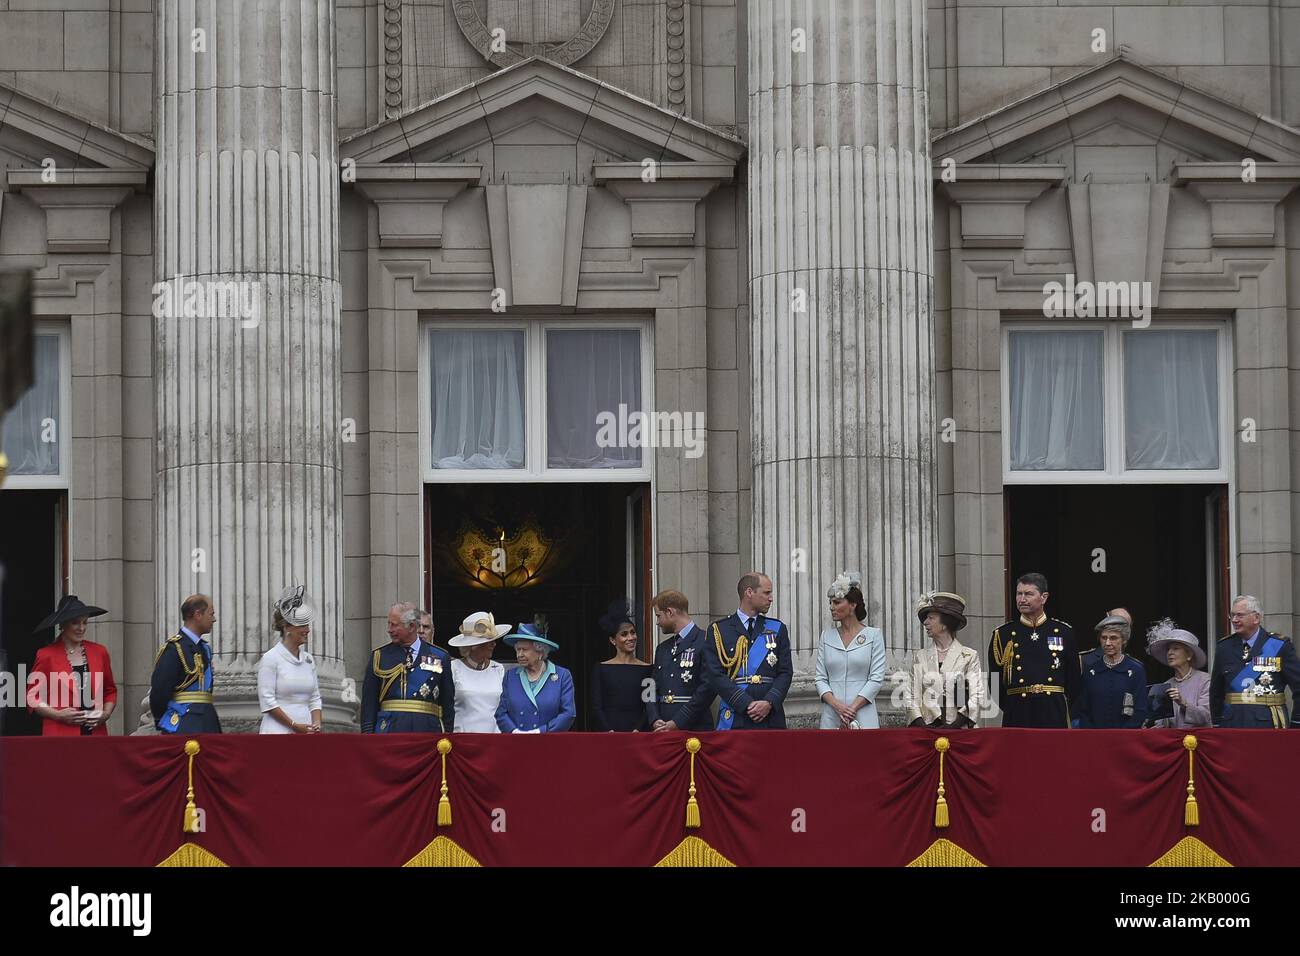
[341,56,744,181]
[934,54,1300,177]
[0,82,153,171]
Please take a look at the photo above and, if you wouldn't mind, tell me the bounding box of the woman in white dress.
[449,611,510,732]
[257,585,323,734]
[815,572,887,729]
[899,591,983,729]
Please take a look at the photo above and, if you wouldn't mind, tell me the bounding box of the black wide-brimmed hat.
[33,594,107,634]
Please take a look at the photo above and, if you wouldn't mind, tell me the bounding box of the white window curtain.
[428,329,526,469]
[1008,330,1105,470]
[546,329,642,468]
[1124,330,1219,470]
[1,333,60,476]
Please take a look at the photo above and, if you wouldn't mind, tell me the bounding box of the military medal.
[432,658,443,674]
[1030,631,1040,641]
[1048,635,1063,652]
[766,651,778,667]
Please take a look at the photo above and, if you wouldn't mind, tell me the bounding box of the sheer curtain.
[1008,330,1105,470]
[1124,329,1219,470]
[1,333,60,476]
[546,329,641,468]
[428,329,526,469]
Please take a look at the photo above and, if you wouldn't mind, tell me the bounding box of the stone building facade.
[0,0,1296,732]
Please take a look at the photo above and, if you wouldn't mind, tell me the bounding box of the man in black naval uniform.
[1210,594,1300,728]
[361,602,455,734]
[702,572,793,729]
[989,573,1079,728]
[647,589,715,732]
[150,594,222,734]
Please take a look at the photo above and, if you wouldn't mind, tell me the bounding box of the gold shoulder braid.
[991,629,1015,686]
[373,647,409,700]
[153,634,204,691]
[712,622,748,681]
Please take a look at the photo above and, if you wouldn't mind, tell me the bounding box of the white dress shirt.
[257,641,323,734]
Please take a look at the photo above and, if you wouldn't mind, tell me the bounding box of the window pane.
[1,333,60,476]
[1008,330,1104,470]
[1124,330,1219,470]
[429,329,525,469]
[546,329,642,469]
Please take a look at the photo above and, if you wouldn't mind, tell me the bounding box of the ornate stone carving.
[665,0,686,110]
[452,0,616,68]
[384,0,403,119]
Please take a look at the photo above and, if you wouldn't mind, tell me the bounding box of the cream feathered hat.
[827,571,862,601]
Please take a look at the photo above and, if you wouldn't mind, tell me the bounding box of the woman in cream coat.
[900,592,984,728]
[815,572,887,728]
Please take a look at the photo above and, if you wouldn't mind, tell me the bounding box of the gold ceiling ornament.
[452,522,555,590]
[655,836,735,867]
[907,838,986,867]
[404,836,482,867]
[156,843,228,867]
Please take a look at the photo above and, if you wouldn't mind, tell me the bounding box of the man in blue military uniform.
[1074,614,1147,727]
[647,589,715,732]
[150,594,222,734]
[361,602,455,733]
[989,572,1080,728]
[1210,595,1300,728]
[702,572,793,729]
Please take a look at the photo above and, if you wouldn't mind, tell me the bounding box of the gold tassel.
[436,737,453,828]
[685,737,702,829]
[934,736,950,829]
[182,739,201,833]
[1183,735,1199,827]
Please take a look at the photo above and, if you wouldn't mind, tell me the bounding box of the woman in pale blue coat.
[815,572,887,729]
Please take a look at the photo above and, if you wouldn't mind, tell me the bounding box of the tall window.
[1003,322,1228,482]
[1,327,69,488]
[422,319,651,481]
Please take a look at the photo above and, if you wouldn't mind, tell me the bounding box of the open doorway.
[1005,484,1227,682]
[423,481,652,730]
[0,489,66,735]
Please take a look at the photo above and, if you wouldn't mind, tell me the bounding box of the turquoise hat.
[505,616,559,651]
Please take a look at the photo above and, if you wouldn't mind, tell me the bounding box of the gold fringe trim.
[655,836,736,867]
[436,737,453,827]
[157,842,228,867]
[907,838,987,867]
[403,836,482,867]
[684,737,702,829]
[181,739,201,833]
[1149,836,1232,867]
[934,736,950,828]
[1182,735,1199,827]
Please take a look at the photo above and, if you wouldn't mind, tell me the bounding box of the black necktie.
[746,617,755,643]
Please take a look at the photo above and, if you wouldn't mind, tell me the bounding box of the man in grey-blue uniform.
[1210,594,1300,728]
[702,572,793,729]
[648,589,715,732]
[361,602,455,734]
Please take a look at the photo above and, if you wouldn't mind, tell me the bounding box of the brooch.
[550,673,558,682]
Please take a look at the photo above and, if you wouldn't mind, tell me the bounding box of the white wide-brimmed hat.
[450,611,512,647]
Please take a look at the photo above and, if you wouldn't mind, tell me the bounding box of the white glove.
[511,728,541,734]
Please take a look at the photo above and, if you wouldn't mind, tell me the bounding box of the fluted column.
[748,0,937,688]
[154,0,346,729]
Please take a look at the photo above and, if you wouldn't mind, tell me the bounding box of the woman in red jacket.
[27,595,117,736]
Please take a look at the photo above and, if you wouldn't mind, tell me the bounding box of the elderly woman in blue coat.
[496,617,576,733]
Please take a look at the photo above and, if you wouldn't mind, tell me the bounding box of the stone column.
[154,0,348,730]
[747,0,937,718]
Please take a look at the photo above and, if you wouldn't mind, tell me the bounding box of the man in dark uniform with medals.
[361,602,455,733]
[1210,595,1300,728]
[989,573,1079,728]
[647,589,715,732]
[702,572,793,729]
[150,594,222,734]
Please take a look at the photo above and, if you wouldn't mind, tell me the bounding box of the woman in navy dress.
[590,599,651,731]
[496,617,576,733]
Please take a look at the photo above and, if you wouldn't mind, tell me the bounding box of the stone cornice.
[352,164,483,248]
